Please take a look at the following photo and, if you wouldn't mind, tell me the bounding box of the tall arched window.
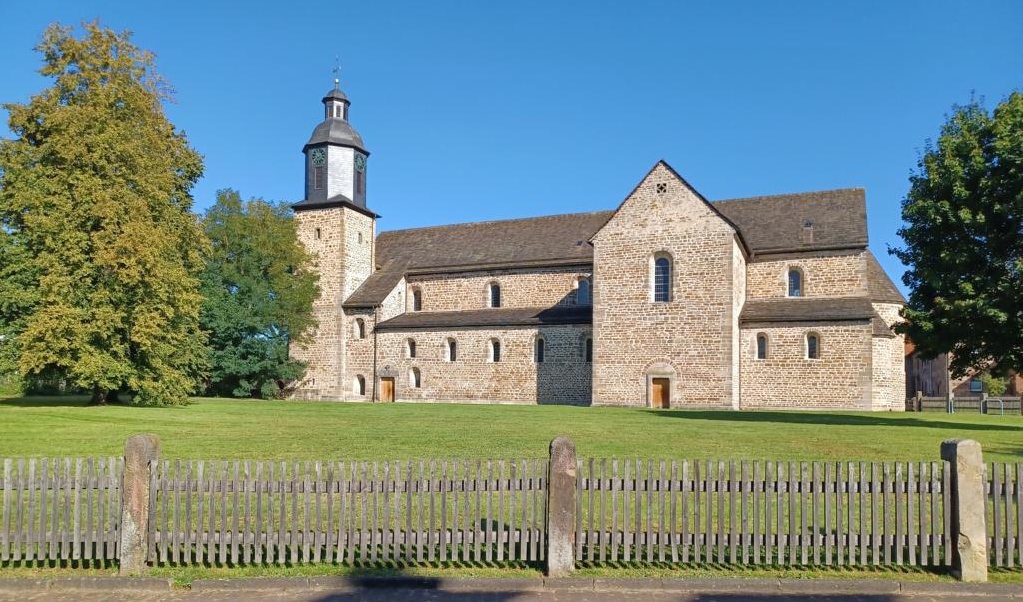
[577,278,591,305]
[488,282,501,308]
[406,338,417,359]
[584,337,593,362]
[354,318,366,339]
[411,288,423,311]
[535,337,546,363]
[653,255,672,302]
[446,338,457,362]
[806,333,820,359]
[788,268,803,297]
[489,339,501,362]
[409,367,421,388]
[354,375,366,396]
[756,333,768,360]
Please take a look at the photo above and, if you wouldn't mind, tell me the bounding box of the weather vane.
[333,56,341,89]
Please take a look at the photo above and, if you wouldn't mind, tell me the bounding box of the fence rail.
[0,437,1020,578]
[575,459,951,567]
[148,458,547,565]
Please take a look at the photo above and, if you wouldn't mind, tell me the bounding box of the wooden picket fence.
[147,458,548,565]
[1,449,1021,571]
[575,459,952,567]
[0,457,122,562]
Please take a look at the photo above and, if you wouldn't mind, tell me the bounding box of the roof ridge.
[714,187,865,205]
[378,209,614,237]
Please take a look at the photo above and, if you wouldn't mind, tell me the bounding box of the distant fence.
[0,437,1020,579]
[907,394,1023,414]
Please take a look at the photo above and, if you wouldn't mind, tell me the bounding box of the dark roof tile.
[740,297,875,324]
[375,305,591,331]
[344,260,408,307]
[866,251,906,303]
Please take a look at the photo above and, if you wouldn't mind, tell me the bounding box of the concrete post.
[119,434,160,575]
[940,439,987,582]
[545,436,577,577]
[915,391,923,412]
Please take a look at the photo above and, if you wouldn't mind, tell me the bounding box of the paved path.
[1,577,1021,602]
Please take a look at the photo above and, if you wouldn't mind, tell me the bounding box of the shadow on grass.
[0,395,92,408]
[642,409,1023,432]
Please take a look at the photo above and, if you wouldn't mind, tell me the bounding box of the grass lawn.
[1,395,1021,463]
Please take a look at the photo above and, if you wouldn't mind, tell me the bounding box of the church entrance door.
[380,377,395,402]
[651,378,670,408]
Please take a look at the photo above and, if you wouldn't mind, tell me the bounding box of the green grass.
[0,395,1020,463]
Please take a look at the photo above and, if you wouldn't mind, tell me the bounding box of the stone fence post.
[119,434,160,575]
[545,436,577,577]
[940,438,987,582]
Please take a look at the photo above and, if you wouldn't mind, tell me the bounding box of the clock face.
[354,153,366,173]
[310,148,326,167]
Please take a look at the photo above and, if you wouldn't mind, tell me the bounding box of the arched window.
[409,367,421,388]
[488,282,501,308]
[489,339,501,362]
[406,338,417,359]
[535,337,545,363]
[806,333,820,359]
[354,375,366,396]
[411,288,423,312]
[653,254,672,302]
[788,268,803,297]
[353,318,366,339]
[584,337,593,363]
[756,333,768,360]
[446,338,457,362]
[577,277,591,305]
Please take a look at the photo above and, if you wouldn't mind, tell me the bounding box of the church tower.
[291,77,378,400]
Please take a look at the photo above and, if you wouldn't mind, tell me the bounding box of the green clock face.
[310,148,326,167]
[354,153,366,173]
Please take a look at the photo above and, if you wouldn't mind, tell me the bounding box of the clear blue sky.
[2,1,1021,293]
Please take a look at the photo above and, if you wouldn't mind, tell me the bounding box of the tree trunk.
[89,386,108,406]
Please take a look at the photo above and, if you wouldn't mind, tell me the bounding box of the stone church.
[290,82,907,410]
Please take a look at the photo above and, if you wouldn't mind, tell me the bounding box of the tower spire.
[333,56,341,90]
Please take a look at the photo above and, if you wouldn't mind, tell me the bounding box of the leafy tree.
[0,22,208,405]
[200,189,318,399]
[893,92,1023,377]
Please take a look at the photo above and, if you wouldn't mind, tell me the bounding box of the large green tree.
[200,190,318,399]
[893,92,1023,377]
[0,22,208,405]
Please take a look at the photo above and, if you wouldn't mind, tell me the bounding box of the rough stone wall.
[746,250,867,299]
[375,325,592,404]
[291,206,375,401]
[871,302,906,411]
[379,277,407,321]
[591,163,739,407]
[344,307,376,401]
[405,267,592,312]
[739,323,873,409]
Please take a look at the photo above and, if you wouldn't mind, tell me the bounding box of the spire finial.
[333,56,341,89]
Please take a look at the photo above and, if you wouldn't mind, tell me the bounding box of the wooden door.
[380,377,395,402]
[651,378,670,408]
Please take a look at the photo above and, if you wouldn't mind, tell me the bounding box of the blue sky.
[2,1,1021,293]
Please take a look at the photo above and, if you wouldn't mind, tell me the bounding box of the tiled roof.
[375,305,591,331]
[375,211,611,272]
[872,313,898,338]
[344,260,408,308]
[714,189,868,254]
[293,194,379,218]
[740,297,875,324]
[866,251,906,303]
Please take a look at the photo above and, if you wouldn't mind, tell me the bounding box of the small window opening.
[488,282,501,308]
[410,367,421,388]
[354,375,366,396]
[446,339,457,362]
[756,334,767,360]
[358,232,363,243]
[653,255,672,302]
[535,337,545,363]
[655,182,668,194]
[489,339,501,363]
[577,278,591,305]
[788,268,803,297]
[354,318,366,339]
[411,289,422,312]
[584,337,593,362]
[407,339,417,359]
[806,333,820,359]
[313,166,324,190]
[314,228,322,240]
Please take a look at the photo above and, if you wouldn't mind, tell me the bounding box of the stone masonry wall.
[746,250,867,299]
[591,163,739,407]
[739,323,873,409]
[405,267,592,312]
[871,302,906,411]
[375,325,592,403]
